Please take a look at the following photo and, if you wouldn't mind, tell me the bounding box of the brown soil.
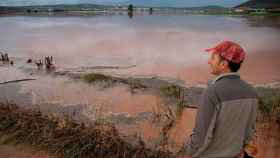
[0,103,173,158]
[256,123,280,158]
[0,144,52,158]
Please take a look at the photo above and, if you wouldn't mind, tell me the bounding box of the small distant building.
[234,8,245,13]
[233,7,250,13]
[81,8,91,11]
[247,8,267,14]
[234,1,280,14]
[233,7,269,14]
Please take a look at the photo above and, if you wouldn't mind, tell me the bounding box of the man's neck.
[212,72,239,84]
[217,69,231,76]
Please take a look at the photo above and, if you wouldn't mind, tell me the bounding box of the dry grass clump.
[0,103,173,158]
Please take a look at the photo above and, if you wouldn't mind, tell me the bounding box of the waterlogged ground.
[1,14,280,157]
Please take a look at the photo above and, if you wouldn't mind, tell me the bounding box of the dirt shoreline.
[0,101,279,158]
[0,144,52,158]
[0,103,173,158]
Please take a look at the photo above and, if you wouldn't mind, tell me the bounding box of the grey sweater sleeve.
[182,86,220,156]
[244,101,257,145]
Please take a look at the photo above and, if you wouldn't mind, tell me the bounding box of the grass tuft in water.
[81,73,112,83]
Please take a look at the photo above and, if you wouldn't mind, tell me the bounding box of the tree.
[128,4,133,13]
[127,4,134,18]
[149,8,153,15]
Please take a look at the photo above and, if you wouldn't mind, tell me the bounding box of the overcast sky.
[0,0,248,7]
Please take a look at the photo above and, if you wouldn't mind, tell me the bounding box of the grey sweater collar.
[212,72,240,84]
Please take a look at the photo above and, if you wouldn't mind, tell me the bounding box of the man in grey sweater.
[178,41,258,158]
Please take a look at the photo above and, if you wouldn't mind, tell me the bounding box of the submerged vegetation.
[0,103,173,158]
[159,84,187,116]
[160,85,182,98]
[80,72,147,91]
[81,73,113,83]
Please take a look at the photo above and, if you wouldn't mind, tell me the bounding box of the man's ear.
[221,60,229,69]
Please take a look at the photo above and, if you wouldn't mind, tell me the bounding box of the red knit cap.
[205,41,246,63]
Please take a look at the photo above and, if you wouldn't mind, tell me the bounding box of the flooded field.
[1,14,280,157]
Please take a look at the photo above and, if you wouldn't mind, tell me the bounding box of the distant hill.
[0,0,247,8]
[0,3,229,14]
[236,0,280,9]
[0,4,109,12]
[188,5,227,10]
[123,0,245,8]
[0,3,227,11]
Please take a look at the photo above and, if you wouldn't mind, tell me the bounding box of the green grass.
[175,101,185,118]
[160,85,181,98]
[258,95,280,114]
[81,73,112,83]
[258,94,280,128]
[159,84,186,117]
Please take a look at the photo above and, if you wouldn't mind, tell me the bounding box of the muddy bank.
[1,93,280,158]
[0,103,173,158]
[0,144,52,158]
[256,124,280,158]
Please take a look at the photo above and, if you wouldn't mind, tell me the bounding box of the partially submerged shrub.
[160,85,186,117]
[175,100,185,118]
[160,85,181,98]
[81,73,112,83]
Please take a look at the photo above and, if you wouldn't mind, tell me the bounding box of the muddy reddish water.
[1,15,280,84]
[1,15,280,157]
